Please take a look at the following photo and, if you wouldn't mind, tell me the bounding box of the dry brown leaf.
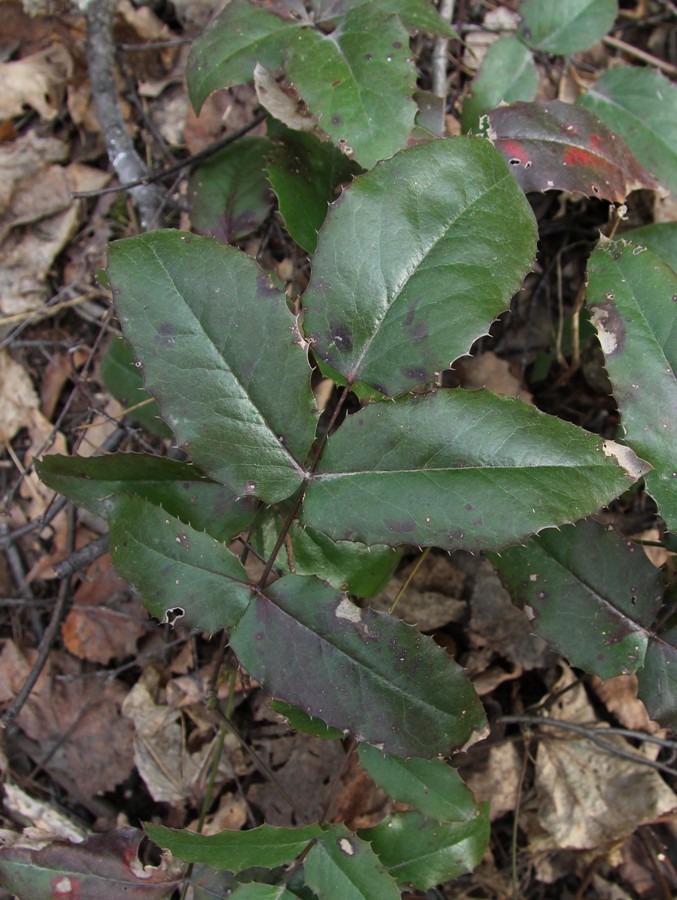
[463,742,523,821]
[0,147,109,316]
[452,351,534,402]
[371,552,467,630]
[247,731,346,827]
[534,734,676,851]
[468,559,555,669]
[188,792,248,836]
[254,63,317,133]
[0,641,134,796]
[526,668,677,854]
[121,665,231,804]
[0,350,42,444]
[590,674,663,735]
[2,783,88,843]
[0,43,72,121]
[61,553,146,665]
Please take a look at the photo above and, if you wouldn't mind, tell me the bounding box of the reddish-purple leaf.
[0,829,180,898]
[487,100,659,201]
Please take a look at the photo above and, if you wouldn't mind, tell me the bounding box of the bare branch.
[84,0,165,229]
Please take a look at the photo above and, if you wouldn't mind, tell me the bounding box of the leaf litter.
[0,1,676,898]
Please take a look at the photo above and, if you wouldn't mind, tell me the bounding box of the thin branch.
[603,34,677,78]
[500,714,677,778]
[53,535,110,580]
[72,110,268,201]
[1,554,73,729]
[85,0,166,229]
[432,0,456,99]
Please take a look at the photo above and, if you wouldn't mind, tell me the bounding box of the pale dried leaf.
[2,783,88,843]
[463,742,523,821]
[121,667,229,804]
[0,350,40,444]
[254,63,317,133]
[0,44,72,121]
[534,733,677,850]
[591,674,663,735]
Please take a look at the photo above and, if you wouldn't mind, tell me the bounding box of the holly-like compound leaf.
[283,4,417,169]
[305,827,400,900]
[187,1,297,112]
[491,519,665,679]
[100,337,172,438]
[107,231,316,503]
[486,101,659,202]
[358,745,479,822]
[187,0,419,169]
[36,453,259,544]
[145,823,324,871]
[518,0,617,56]
[302,137,537,396]
[188,137,273,243]
[577,65,677,194]
[586,239,677,532]
[229,574,486,758]
[0,829,179,899]
[624,223,677,273]
[107,495,253,633]
[304,389,649,552]
[253,508,401,597]
[359,809,489,890]
[461,36,538,134]
[266,122,362,253]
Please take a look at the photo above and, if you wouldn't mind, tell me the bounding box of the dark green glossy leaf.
[587,238,677,532]
[187,1,296,113]
[230,574,486,757]
[487,101,658,202]
[302,137,537,396]
[188,137,273,243]
[0,829,178,900]
[518,0,617,55]
[359,808,489,889]
[305,827,400,900]
[638,628,677,729]
[270,700,345,740]
[358,745,478,822]
[313,0,457,37]
[36,454,259,544]
[254,509,401,597]
[100,337,172,438]
[266,123,361,253]
[145,823,324,871]
[461,36,538,134]
[284,5,417,168]
[624,222,677,272]
[492,519,664,679]
[577,66,677,194]
[108,495,252,633]
[305,389,649,551]
[107,231,316,503]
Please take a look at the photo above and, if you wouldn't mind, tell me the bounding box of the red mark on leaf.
[563,146,596,167]
[501,139,531,165]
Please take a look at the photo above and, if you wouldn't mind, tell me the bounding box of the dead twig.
[85,0,166,229]
[53,534,110,580]
[432,0,456,99]
[1,511,75,730]
[72,110,268,201]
